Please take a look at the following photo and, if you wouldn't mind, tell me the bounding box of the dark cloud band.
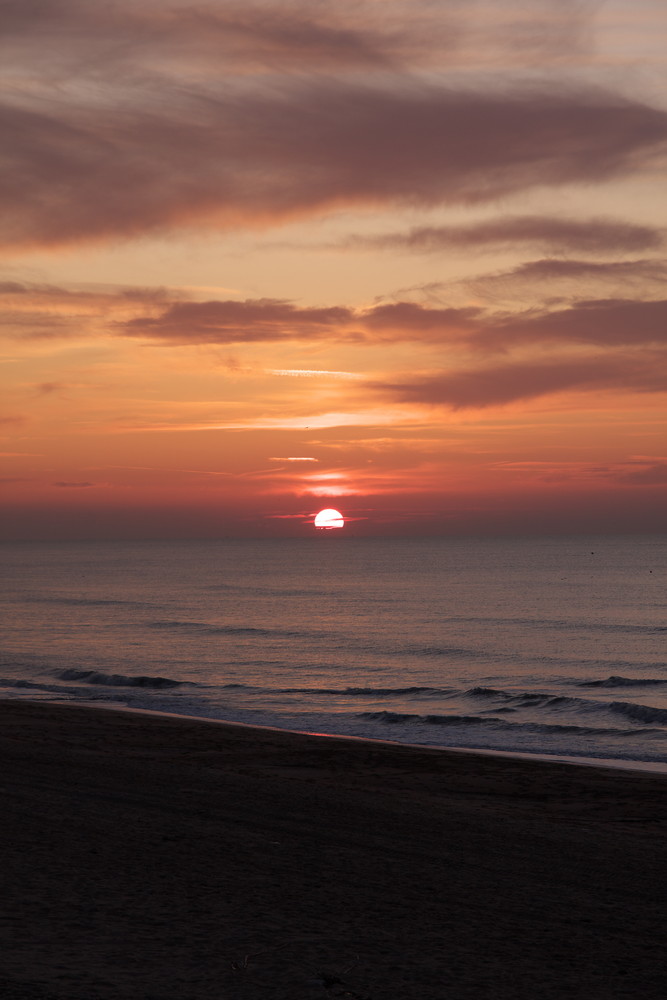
[2,83,666,250]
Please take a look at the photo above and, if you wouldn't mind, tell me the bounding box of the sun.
[314,508,345,529]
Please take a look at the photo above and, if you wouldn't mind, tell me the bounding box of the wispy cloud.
[341,216,665,255]
[0,1,600,82]
[268,369,361,379]
[34,381,65,395]
[615,461,667,485]
[53,481,96,488]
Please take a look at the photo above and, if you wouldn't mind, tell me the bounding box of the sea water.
[1,536,666,767]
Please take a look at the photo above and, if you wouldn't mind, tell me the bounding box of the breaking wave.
[0,677,46,690]
[464,686,667,726]
[610,701,667,726]
[53,669,191,689]
[466,687,587,709]
[356,710,660,737]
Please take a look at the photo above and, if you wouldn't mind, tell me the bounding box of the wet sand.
[1,700,666,999]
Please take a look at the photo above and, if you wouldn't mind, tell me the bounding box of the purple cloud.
[343,216,664,255]
[2,82,667,250]
[123,299,357,343]
[374,353,667,409]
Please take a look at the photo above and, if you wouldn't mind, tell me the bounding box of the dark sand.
[1,702,666,1000]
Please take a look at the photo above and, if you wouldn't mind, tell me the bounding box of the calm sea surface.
[1,536,666,768]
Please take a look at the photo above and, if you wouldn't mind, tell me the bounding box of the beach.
[1,701,666,1000]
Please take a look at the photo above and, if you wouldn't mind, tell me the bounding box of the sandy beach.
[1,701,666,1000]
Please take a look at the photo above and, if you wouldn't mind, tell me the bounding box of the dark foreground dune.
[1,702,666,1000]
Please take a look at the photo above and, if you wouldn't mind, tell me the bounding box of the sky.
[1,0,666,540]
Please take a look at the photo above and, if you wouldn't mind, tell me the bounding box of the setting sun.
[314,508,345,529]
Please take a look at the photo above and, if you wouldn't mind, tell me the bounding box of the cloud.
[475,297,667,350]
[119,295,487,345]
[478,258,667,283]
[3,79,667,251]
[343,216,664,255]
[374,353,667,409]
[34,381,64,395]
[0,280,175,339]
[614,461,667,486]
[361,302,480,338]
[365,295,667,410]
[5,276,667,356]
[0,0,437,77]
[53,481,96,488]
[463,258,667,307]
[122,299,357,343]
[122,293,667,351]
[268,369,361,378]
[0,1,598,81]
[0,2,662,253]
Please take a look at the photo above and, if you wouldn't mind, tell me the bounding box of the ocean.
[1,536,666,769]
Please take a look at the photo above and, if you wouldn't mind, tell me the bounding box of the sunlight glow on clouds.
[1,0,666,538]
[268,369,362,379]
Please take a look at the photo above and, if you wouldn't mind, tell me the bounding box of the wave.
[26,595,148,608]
[207,682,450,698]
[404,644,482,659]
[205,583,328,598]
[466,687,565,707]
[149,620,309,640]
[356,710,659,737]
[53,669,190,689]
[466,686,512,699]
[610,701,667,726]
[0,676,124,698]
[464,686,667,727]
[450,615,667,635]
[578,675,667,689]
[281,685,448,697]
[0,677,46,690]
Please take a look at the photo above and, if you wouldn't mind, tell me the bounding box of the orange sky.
[1,0,666,539]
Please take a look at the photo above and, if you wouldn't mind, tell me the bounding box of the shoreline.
[2,699,667,999]
[49,697,667,775]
